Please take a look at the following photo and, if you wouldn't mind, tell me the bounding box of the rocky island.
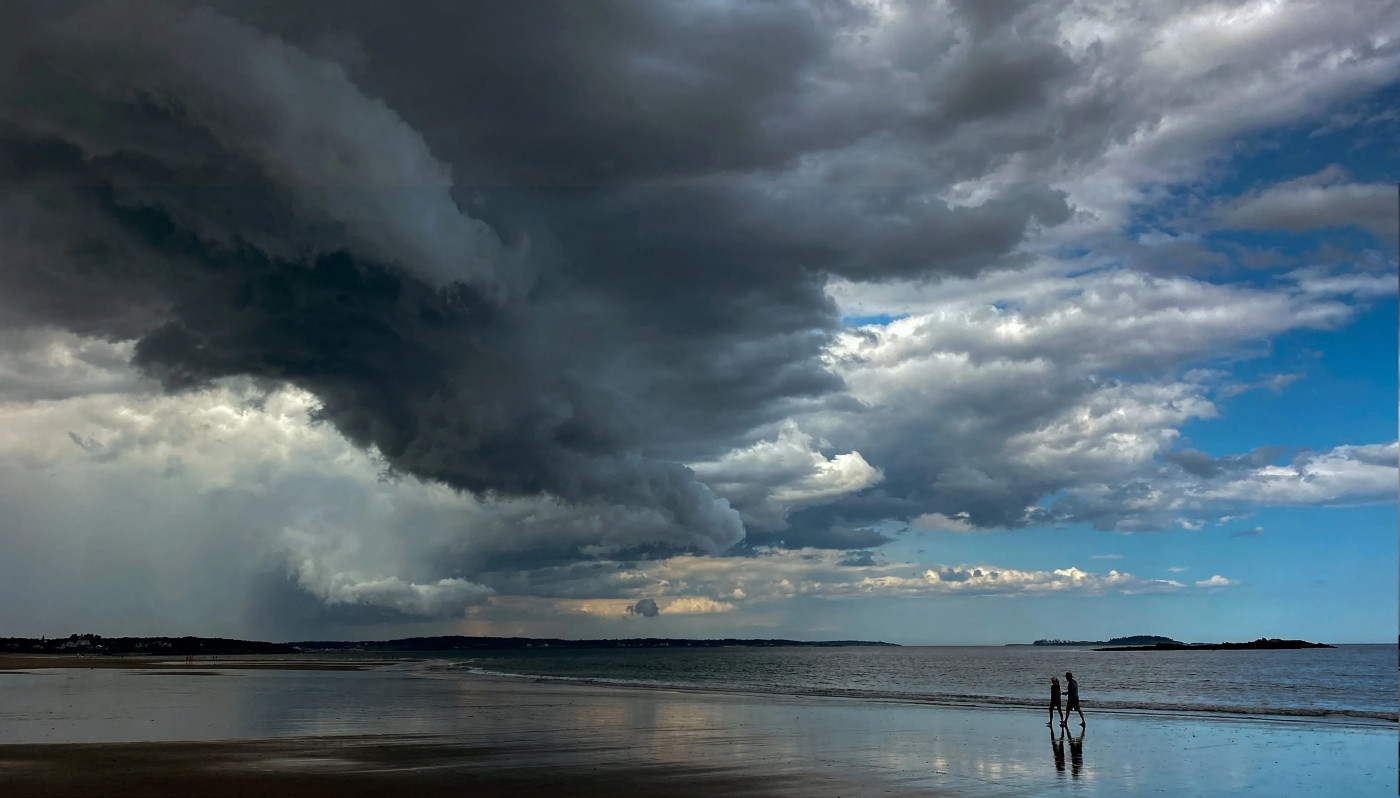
[1095,637,1333,651]
[1020,635,1182,647]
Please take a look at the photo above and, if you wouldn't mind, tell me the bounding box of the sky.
[0,0,1394,646]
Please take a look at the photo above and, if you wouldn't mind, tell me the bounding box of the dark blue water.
[454,644,1397,723]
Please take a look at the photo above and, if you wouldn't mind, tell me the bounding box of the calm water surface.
[0,645,1391,747]
[458,644,1397,722]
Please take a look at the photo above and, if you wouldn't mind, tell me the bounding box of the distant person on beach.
[1063,671,1085,727]
[1048,676,1064,727]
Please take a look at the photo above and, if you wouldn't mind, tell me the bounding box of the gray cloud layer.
[0,1,1395,627]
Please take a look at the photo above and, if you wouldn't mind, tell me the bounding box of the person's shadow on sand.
[1067,731,1084,778]
[1050,728,1065,773]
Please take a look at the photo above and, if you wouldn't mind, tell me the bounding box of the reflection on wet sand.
[1068,730,1084,779]
[0,663,1393,796]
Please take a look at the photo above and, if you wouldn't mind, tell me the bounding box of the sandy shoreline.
[0,664,1393,796]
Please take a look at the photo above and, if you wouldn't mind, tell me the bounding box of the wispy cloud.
[1195,575,1239,588]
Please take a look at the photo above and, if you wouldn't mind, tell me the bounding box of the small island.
[1017,635,1182,647]
[1095,637,1333,651]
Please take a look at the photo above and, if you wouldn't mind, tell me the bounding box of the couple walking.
[1048,671,1085,728]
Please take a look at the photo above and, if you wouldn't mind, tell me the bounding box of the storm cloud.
[0,1,1072,558]
[625,599,659,619]
[0,0,1395,632]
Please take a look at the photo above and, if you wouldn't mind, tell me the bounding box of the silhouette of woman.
[1048,676,1065,727]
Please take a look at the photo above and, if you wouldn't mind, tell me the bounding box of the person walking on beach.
[1063,671,1085,727]
[1048,676,1064,727]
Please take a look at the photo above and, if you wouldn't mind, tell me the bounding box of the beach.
[0,657,1394,796]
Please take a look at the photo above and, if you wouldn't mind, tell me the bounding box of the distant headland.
[1095,638,1333,651]
[1013,635,1182,647]
[1,634,897,657]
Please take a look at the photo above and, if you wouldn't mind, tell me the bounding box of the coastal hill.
[1096,638,1333,651]
[1,634,895,656]
[1016,635,1182,647]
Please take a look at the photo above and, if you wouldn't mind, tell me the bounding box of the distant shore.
[3,634,896,658]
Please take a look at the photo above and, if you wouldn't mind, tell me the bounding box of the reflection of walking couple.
[1049,726,1084,777]
[1047,671,1085,728]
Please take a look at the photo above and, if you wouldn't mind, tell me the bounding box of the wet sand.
[0,663,1393,796]
[0,736,856,798]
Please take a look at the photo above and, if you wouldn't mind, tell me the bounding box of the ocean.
[1,644,1393,748]
[452,643,1398,724]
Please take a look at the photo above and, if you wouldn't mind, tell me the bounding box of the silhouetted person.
[1067,730,1084,778]
[1050,727,1065,773]
[1048,676,1065,727]
[1063,671,1085,727]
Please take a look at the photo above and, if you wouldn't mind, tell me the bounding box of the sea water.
[0,644,1391,746]
[453,643,1397,724]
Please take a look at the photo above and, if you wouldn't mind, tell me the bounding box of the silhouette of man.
[1063,670,1085,727]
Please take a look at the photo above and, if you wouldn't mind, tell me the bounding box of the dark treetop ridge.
[3,634,897,656]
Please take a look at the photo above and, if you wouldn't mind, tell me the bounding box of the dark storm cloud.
[0,2,746,557]
[0,0,1080,589]
[220,0,864,187]
[934,36,1075,125]
[626,598,659,618]
[473,560,661,601]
